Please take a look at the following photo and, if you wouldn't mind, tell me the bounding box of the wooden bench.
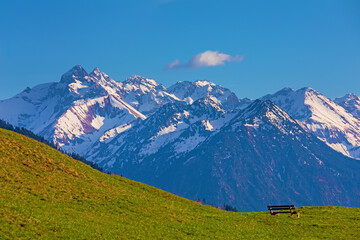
[267,205,301,218]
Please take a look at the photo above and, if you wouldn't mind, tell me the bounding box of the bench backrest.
[267,205,296,213]
[267,205,295,209]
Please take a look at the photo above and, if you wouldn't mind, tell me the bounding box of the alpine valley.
[1,65,359,211]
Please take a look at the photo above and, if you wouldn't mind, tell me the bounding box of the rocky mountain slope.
[168,80,243,110]
[121,74,180,115]
[262,87,360,159]
[335,93,360,119]
[88,99,360,211]
[87,96,233,170]
[1,65,360,211]
[0,66,146,155]
[0,66,241,155]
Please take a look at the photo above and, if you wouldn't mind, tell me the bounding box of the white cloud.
[164,50,244,71]
[165,59,181,70]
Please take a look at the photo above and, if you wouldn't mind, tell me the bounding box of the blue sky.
[0,0,359,100]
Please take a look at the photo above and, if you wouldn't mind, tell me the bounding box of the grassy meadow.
[0,128,359,239]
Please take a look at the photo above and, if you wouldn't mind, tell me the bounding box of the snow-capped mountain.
[88,99,360,211]
[0,65,242,155]
[262,87,360,159]
[1,65,359,211]
[121,75,180,116]
[0,66,146,154]
[168,80,249,110]
[86,96,233,169]
[335,93,360,120]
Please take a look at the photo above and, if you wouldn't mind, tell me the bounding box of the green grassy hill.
[0,128,359,239]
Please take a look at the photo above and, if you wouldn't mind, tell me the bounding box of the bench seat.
[267,205,301,218]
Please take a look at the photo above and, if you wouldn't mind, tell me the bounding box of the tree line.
[195,198,238,212]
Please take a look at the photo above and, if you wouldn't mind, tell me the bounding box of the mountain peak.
[124,75,159,87]
[60,65,88,83]
[268,87,318,99]
[72,65,85,71]
[88,67,114,84]
[248,99,276,112]
[192,96,226,114]
[335,93,358,103]
[195,80,216,87]
[228,99,297,134]
[261,87,293,100]
[90,67,101,76]
[261,87,325,120]
[279,87,294,94]
[348,93,359,98]
[299,87,316,93]
[334,93,360,120]
[123,75,160,88]
[341,93,359,100]
[245,99,296,121]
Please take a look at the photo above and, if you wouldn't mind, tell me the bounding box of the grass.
[0,128,359,239]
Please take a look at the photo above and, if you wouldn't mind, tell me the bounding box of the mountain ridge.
[0,65,242,155]
[262,87,360,159]
[89,98,360,211]
[1,65,360,211]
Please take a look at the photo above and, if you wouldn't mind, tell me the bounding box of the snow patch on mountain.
[121,75,180,116]
[99,123,133,142]
[335,93,360,120]
[263,88,360,159]
[174,133,206,154]
[244,117,263,129]
[0,66,150,156]
[168,80,244,111]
